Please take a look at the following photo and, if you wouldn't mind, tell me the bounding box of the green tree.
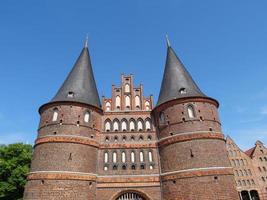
[0,143,32,200]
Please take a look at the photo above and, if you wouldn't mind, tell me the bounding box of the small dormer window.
[67,91,74,98]
[179,88,187,94]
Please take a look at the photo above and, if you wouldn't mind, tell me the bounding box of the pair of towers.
[23,38,239,200]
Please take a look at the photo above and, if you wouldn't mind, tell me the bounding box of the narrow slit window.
[104,152,108,163]
[131,151,135,163]
[149,151,153,162]
[140,151,144,162]
[113,152,117,163]
[122,152,126,163]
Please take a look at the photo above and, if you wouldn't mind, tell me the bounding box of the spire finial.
[166,34,171,47]
[84,34,89,48]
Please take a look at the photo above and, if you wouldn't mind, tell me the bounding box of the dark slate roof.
[50,46,101,108]
[157,45,206,106]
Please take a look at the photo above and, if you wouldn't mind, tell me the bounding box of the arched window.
[121,120,127,131]
[105,102,111,111]
[131,135,135,141]
[122,152,126,163]
[140,151,144,162]
[145,101,150,110]
[52,108,58,121]
[125,96,131,108]
[115,96,121,109]
[137,120,143,131]
[187,105,196,118]
[148,151,153,162]
[135,96,140,108]
[125,84,130,93]
[104,152,108,163]
[113,152,117,163]
[131,151,135,163]
[84,111,90,123]
[159,112,165,124]
[113,120,119,131]
[145,120,151,131]
[130,120,135,131]
[105,121,111,132]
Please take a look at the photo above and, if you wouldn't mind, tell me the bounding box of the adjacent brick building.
[23,39,239,200]
[226,137,267,200]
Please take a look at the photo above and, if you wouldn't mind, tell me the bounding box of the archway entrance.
[116,192,145,200]
[250,190,260,200]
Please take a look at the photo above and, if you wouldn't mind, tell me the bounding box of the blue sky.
[0,0,267,150]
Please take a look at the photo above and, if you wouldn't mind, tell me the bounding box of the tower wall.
[153,98,239,200]
[23,103,102,200]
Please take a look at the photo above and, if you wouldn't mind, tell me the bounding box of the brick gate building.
[23,39,239,200]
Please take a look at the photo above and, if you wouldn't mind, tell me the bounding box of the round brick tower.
[23,42,102,200]
[152,39,239,200]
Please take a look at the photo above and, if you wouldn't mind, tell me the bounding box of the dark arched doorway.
[241,191,250,200]
[116,192,146,200]
[250,190,260,200]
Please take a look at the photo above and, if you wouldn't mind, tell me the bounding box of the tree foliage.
[0,143,32,200]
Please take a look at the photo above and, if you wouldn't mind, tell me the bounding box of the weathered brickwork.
[227,137,267,200]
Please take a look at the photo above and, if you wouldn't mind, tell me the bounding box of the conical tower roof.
[50,43,101,108]
[157,40,206,106]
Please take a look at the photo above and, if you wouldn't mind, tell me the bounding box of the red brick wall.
[153,97,239,200]
[24,102,101,200]
[24,180,96,200]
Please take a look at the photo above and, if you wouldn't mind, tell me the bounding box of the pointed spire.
[84,34,88,48]
[157,42,206,106]
[50,42,101,108]
[166,34,171,47]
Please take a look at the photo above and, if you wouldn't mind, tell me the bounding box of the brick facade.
[226,137,267,200]
[23,43,239,199]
